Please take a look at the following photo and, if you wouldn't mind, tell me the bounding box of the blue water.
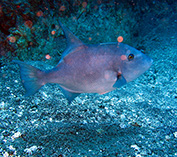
[0,0,177,156]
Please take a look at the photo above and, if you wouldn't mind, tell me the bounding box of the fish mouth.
[144,56,153,70]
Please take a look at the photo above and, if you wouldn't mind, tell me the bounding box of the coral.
[0,0,139,63]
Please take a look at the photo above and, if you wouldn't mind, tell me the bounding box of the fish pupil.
[128,54,134,61]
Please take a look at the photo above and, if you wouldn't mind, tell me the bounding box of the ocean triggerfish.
[13,21,153,103]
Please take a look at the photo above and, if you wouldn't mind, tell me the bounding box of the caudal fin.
[13,60,46,96]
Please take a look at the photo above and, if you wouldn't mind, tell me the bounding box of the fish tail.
[13,60,46,96]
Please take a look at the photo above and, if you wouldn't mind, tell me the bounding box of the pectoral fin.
[113,74,127,88]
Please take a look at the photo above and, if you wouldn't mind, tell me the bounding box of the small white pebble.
[18,111,23,117]
[131,144,140,151]
[49,118,52,122]
[30,146,38,151]
[42,92,48,100]
[105,106,108,110]
[173,132,177,138]
[75,97,83,104]
[42,92,47,97]
[104,96,110,101]
[8,145,15,151]
[109,109,115,117]
[31,119,37,124]
[14,80,18,83]
[24,146,38,155]
[119,123,126,129]
[120,114,126,119]
[3,139,7,143]
[83,120,87,124]
[34,98,40,105]
[3,152,9,157]
[0,102,5,109]
[165,135,170,140]
[11,132,21,140]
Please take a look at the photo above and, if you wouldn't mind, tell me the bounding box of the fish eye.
[128,54,134,61]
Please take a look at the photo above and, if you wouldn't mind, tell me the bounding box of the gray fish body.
[13,21,153,103]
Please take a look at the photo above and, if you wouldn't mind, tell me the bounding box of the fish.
[13,21,153,103]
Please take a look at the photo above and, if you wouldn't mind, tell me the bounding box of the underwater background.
[0,0,177,156]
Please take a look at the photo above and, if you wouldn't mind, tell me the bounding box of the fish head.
[119,43,153,82]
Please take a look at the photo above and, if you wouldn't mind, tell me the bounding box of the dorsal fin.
[59,21,84,49]
[58,21,85,62]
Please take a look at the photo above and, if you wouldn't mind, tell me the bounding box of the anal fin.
[59,86,80,104]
